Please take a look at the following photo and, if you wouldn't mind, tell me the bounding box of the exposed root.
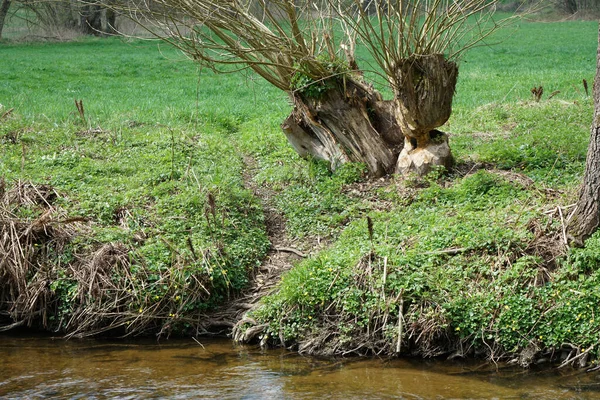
[558,342,598,369]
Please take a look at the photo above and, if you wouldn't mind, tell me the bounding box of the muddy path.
[199,156,318,340]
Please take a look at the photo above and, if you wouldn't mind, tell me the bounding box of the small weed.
[290,54,350,99]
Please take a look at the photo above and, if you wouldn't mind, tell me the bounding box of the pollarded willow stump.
[281,77,404,177]
[280,55,458,177]
[392,54,458,176]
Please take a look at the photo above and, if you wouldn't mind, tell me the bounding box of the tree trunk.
[0,0,11,40]
[392,54,457,175]
[282,78,403,177]
[80,4,103,35]
[568,25,600,246]
[105,9,117,35]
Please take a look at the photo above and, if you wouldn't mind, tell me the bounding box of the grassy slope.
[2,19,600,362]
[0,38,281,335]
[249,19,600,361]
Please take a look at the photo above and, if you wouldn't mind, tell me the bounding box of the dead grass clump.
[63,244,214,339]
[0,179,216,338]
[0,179,85,330]
[405,301,453,358]
[523,215,567,278]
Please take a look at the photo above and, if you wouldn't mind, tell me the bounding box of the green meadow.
[2,17,600,362]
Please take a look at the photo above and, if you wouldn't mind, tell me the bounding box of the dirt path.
[198,156,308,341]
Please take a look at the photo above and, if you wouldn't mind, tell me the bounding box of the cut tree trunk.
[282,78,403,177]
[281,56,458,177]
[568,25,600,246]
[396,130,453,176]
[0,0,11,40]
[392,54,458,175]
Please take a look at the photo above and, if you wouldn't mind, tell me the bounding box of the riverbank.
[1,20,600,367]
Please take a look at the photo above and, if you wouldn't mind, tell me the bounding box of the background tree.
[116,0,516,176]
[568,24,600,246]
[79,1,103,34]
[552,0,600,15]
[2,0,118,38]
[0,0,10,39]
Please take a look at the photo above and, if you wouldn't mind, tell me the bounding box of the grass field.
[2,16,600,362]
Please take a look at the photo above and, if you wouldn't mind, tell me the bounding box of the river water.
[1,335,599,399]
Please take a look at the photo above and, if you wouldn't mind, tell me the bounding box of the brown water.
[1,336,599,399]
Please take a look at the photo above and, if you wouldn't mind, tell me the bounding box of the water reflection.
[0,335,599,399]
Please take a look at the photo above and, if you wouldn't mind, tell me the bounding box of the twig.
[587,364,600,372]
[396,289,405,354]
[501,83,518,103]
[273,246,306,258]
[422,247,466,256]
[327,268,341,292]
[543,203,576,215]
[21,142,26,173]
[0,108,14,121]
[0,319,25,332]
[382,256,387,303]
[557,206,568,245]
[566,205,578,224]
[192,336,205,349]
[558,343,596,369]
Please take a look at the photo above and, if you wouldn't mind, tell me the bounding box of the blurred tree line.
[552,0,600,14]
[0,0,116,39]
[2,0,600,41]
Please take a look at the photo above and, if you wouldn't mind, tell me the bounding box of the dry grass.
[0,179,215,338]
[0,179,83,329]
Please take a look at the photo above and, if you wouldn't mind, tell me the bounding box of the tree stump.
[281,55,459,178]
[282,78,404,177]
[396,130,453,176]
[392,54,458,175]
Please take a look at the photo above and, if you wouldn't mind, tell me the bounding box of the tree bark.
[568,25,600,246]
[392,54,457,145]
[282,78,403,177]
[0,0,11,40]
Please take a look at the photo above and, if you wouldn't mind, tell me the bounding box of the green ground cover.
[2,18,600,364]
